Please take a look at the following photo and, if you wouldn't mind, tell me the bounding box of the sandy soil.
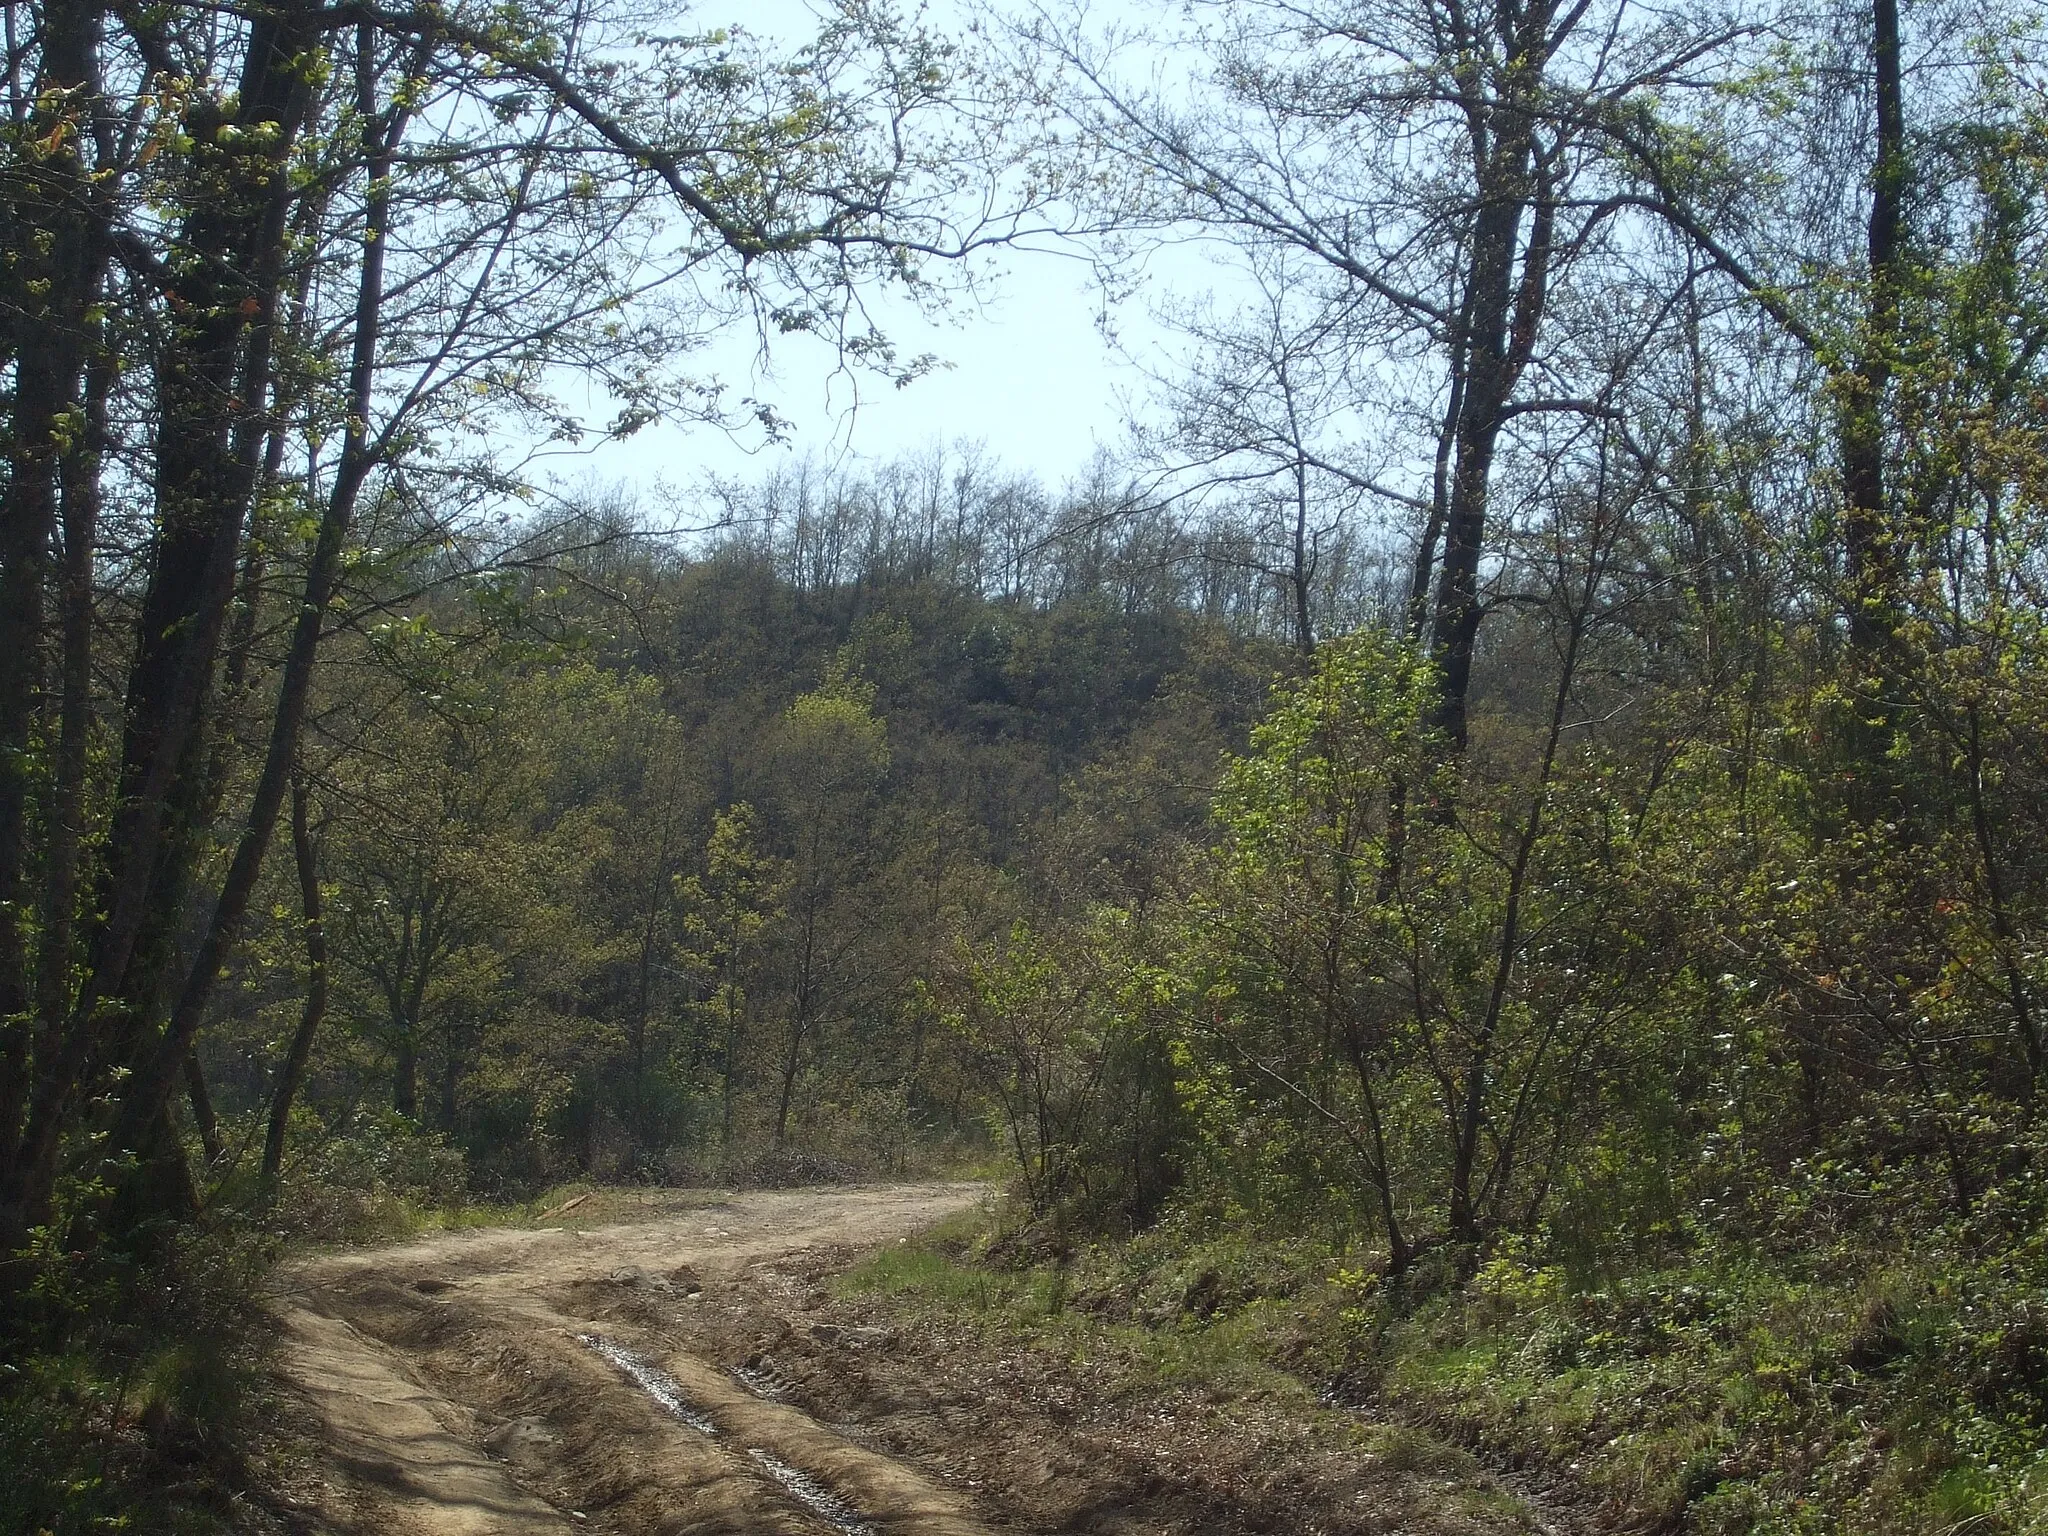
[271,1183,1559,1535]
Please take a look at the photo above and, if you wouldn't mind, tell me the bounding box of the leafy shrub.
[0,1192,280,1534]
[270,1109,471,1241]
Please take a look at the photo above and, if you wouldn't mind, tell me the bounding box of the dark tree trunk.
[1840,0,1907,650]
[1427,89,1550,749]
[0,0,107,1251]
[35,349,111,1081]
[438,1050,460,1136]
[721,990,743,1152]
[14,1,325,1238]
[265,775,329,1184]
[394,1036,419,1121]
[184,1052,223,1168]
[113,23,410,1167]
[1290,455,1316,657]
[775,1017,807,1149]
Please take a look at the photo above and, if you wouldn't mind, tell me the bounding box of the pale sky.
[569,242,1180,494]
[543,0,1216,500]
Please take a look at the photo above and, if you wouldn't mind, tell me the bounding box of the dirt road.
[273,1184,1556,1536]
[276,1184,988,1536]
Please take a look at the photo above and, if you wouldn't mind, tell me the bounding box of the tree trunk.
[1839,0,1907,650]
[184,1052,223,1168]
[438,1038,461,1135]
[0,0,107,1250]
[394,1036,419,1121]
[721,987,743,1151]
[265,776,329,1184]
[775,1017,806,1149]
[1290,453,1316,656]
[34,348,111,1079]
[1427,115,1541,749]
[16,1,324,1236]
[112,25,409,1165]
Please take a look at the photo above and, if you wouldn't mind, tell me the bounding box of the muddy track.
[276,1184,990,1536]
[274,1184,1560,1536]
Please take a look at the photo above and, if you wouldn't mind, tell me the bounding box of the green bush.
[269,1109,472,1242]
[0,1191,279,1535]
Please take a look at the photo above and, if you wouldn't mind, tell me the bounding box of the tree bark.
[1427,68,1551,749]
[113,23,408,1165]
[1839,0,1907,650]
[15,1,326,1234]
[0,0,107,1247]
[184,1052,224,1168]
[35,348,111,1084]
[265,775,329,1184]
[394,1037,420,1121]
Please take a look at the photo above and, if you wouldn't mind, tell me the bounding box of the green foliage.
[1364,1165,2048,1533]
[946,908,1187,1229]
[7,3,2048,1532]
[1146,630,1685,1262]
[677,802,785,1155]
[271,1110,475,1242]
[0,1202,279,1535]
[186,471,1274,1199]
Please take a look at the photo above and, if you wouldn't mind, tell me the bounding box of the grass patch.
[839,1195,2048,1535]
[841,1212,1361,1405]
[1371,1239,2048,1534]
[845,1243,1020,1308]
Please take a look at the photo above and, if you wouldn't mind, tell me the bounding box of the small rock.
[483,1416,560,1467]
[809,1322,893,1350]
[608,1265,673,1292]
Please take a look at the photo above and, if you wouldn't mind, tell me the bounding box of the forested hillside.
[5,0,2048,1528]
[201,456,1299,1196]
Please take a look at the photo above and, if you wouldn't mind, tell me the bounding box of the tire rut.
[277,1184,992,1536]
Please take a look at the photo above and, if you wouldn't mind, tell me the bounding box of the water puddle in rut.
[747,1448,876,1534]
[576,1334,875,1535]
[577,1334,717,1433]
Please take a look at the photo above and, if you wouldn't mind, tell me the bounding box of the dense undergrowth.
[0,1116,530,1533]
[0,1207,286,1536]
[844,1168,2048,1536]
